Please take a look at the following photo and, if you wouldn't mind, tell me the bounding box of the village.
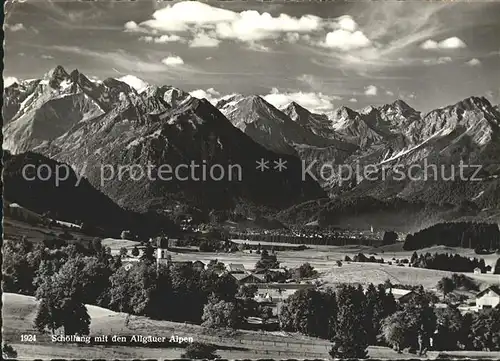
[116,234,500,330]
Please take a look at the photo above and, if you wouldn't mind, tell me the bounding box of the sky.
[3,0,500,113]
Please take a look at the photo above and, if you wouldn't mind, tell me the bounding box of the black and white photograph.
[2,0,500,359]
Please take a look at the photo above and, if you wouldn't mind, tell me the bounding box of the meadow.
[4,293,499,360]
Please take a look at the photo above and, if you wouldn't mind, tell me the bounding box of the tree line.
[410,252,488,273]
[280,284,500,356]
[404,222,500,251]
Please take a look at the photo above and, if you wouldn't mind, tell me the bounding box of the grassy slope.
[4,293,499,360]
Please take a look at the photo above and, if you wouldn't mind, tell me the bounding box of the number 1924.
[21,335,36,342]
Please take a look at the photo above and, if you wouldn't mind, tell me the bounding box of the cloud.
[161,56,184,66]
[137,1,323,48]
[215,11,322,42]
[465,58,481,66]
[263,87,340,113]
[364,85,378,96]
[337,15,358,32]
[420,40,439,50]
[5,23,26,32]
[4,76,19,87]
[118,75,149,93]
[320,29,372,51]
[189,33,220,48]
[124,21,143,32]
[247,42,271,52]
[285,32,300,44]
[309,3,478,71]
[318,16,372,51]
[423,56,452,65]
[386,90,394,96]
[139,35,183,43]
[50,45,172,73]
[420,36,467,50]
[141,1,237,32]
[189,88,221,104]
[41,54,54,59]
[349,98,358,103]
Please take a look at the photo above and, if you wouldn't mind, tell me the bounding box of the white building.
[475,286,500,310]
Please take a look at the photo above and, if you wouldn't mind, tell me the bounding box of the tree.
[206,259,225,274]
[2,344,18,359]
[410,252,418,265]
[363,284,378,345]
[34,264,91,336]
[434,307,463,351]
[295,263,317,279]
[437,277,455,300]
[180,342,219,359]
[255,249,279,270]
[384,279,393,292]
[468,308,500,351]
[199,240,216,252]
[329,285,368,358]
[108,262,157,315]
[237,284,258,299]
[279,288,335,339]
[382,311,407,352]
[400,287,437,352]
[140,243,155,263]
[131,246,139,257]
[90,238,103,255]
[121,230,132,240]
[260,306,274,325]
[383,231,398,245]
[2,239,38,294]
[494,258,500,274]
[364,283,393,345]
[213,273,238,301]
[119,247,128,258]
[201,297,240,329]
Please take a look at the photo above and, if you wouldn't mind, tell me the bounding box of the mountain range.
[3,66,500,230]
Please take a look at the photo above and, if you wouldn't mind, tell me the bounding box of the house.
[387,288,415,304]
[476,286,500,310]
[226,263,246,273]
[474,267,483,274]
[193,260,205,272]
[230,273,266,285]
[254,283,316,316]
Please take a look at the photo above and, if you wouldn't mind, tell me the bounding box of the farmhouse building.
[230,273,266,284]
[475,286,500,310]
[387,288,415,304]
[226,263,246,273]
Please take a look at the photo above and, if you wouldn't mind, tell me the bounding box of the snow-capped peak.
[117,75,149,94]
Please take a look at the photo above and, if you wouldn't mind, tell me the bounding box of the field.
[101,238,141,251]
[4,217,499,291]
[171,241,499,290]
[4,293,499,360]
[2,218,94,243]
